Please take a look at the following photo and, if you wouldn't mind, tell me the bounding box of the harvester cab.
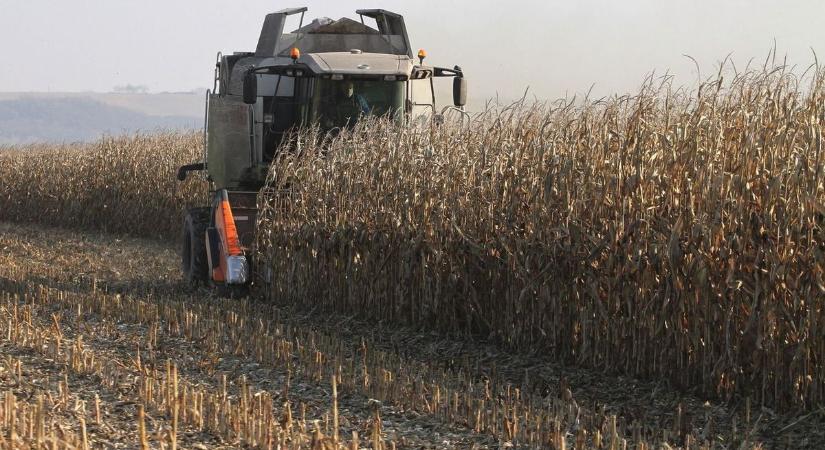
[178,7,467,293]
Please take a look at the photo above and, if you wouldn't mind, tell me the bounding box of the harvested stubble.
[0,132,205,240]
[0,286,371,449]
[257,67,825,412]
[0,266,770,449]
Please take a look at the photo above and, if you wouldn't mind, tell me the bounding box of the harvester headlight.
[383,75,397,81]
[225,255,248,285]
[331,74,344,80]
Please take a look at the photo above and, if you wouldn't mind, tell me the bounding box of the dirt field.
[0,222,822,449]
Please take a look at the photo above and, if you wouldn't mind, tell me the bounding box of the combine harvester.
[177,7,467,293]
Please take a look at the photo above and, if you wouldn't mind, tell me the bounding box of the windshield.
[310,79,405,129]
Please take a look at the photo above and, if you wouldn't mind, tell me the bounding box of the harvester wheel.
[182,207,211,285]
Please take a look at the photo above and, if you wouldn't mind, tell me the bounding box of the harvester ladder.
[213,52,222,93]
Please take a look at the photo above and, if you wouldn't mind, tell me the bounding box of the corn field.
[0,132,205,240]
[0,66,823,448]
[257,67,825,412]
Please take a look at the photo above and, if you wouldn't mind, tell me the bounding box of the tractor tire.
[182,207,211,286]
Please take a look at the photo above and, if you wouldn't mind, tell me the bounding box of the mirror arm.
[440,106,470,121]
[433,66,463,78]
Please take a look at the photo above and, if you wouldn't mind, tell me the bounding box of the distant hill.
[0,93,203,144]
[0,90,497,145]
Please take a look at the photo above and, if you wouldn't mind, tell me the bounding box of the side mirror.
[243,71,257,105]
[453,77,467,107]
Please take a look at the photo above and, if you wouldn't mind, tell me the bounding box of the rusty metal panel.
[228,191,258,249]
[232,208,258,249]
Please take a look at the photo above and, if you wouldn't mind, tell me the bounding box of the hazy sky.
[2,1,824,101]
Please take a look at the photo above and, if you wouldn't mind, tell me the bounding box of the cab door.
[408,77,435,125]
